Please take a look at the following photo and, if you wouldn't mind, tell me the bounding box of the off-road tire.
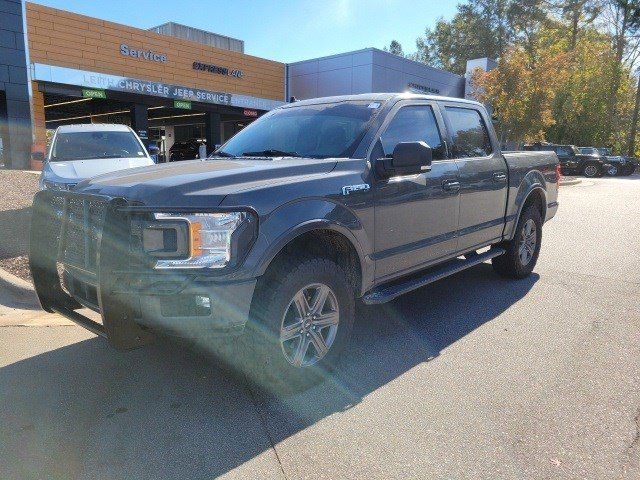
[492,206,542,279]
[243,255,355,395]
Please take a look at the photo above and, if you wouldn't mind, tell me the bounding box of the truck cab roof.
[283,92,485,109]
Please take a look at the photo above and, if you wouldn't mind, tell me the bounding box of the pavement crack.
[621,406,640,478]
[243,376,289,480]
[629,407,640,452]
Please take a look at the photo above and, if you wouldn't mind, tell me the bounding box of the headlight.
[142,212,255,269]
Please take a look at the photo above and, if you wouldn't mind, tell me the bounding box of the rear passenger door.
[441,103,508,251]
[373,101,460,281]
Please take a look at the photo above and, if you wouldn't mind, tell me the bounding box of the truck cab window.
[445,106,493,158]
[380,105,445,159]
[557,146,575,157]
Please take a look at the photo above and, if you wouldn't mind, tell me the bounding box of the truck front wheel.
[492,206,542,279]
[244,256,355,394]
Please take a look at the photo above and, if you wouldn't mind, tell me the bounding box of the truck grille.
[60,196,108,274]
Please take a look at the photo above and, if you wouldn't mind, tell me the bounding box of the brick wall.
[25,2,285,101]
[0,0,31,169]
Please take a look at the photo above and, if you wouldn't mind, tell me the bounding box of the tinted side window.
[445,106,492,158]
[556,146,573,156]
[380,105,445,160]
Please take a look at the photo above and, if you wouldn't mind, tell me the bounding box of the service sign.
[32,64,285,111]
[120,44,167,63]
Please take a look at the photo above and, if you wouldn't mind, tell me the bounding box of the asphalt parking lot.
[1,175,639,480]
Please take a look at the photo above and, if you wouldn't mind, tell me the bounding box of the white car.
[39,124,155,191]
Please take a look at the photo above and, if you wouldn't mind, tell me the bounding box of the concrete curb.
[0,266,40,309]
[559,178,582,186]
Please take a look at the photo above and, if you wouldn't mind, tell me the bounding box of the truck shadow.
[0,264,537,479]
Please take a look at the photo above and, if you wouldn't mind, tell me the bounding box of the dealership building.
[0,1,490,169]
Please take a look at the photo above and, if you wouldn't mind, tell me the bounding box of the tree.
[472,23,635,148]
[412,0,546,74]
[548,0,602,50]
[383,40,405,57]
[472,42,567,143]
[600,0,640,145]
[627,73,640,154]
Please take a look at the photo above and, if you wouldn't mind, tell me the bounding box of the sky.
[32,0,458,63]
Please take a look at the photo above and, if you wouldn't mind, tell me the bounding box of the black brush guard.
[29,190,154,350]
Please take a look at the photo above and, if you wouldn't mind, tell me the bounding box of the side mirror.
[376,141,433,178]
[31,151,45,162]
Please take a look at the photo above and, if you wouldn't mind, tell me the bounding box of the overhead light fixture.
[45,109,131,123]
[150,113,206,121]
[44,98,92,108]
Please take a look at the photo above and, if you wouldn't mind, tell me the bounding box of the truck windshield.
[50,131,147,162]
[215,101,382,159]
[597,147,611,156]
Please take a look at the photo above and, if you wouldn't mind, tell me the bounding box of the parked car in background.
[523,142,607,178]
[30,93,559,392]
[39,124,155,191]
[595,147,637,176]
[169,138,208,161]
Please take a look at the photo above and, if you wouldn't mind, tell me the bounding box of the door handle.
[442,180,460,193]
[493,172,507,182]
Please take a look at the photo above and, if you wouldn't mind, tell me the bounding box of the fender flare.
[248,200,374,294]
[506,174,548,241]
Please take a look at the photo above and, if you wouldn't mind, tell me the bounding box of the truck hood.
[45,157,154,183]
[76,157,339,207]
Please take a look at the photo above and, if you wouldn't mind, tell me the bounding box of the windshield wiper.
[212,150,236,158]
[241,149,300,158]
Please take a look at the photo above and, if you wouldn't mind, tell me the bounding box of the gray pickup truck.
[30,93,559,391]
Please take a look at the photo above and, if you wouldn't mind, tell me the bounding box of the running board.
[362,247,506,305]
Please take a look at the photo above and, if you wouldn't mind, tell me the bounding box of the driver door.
[373,102,460,282]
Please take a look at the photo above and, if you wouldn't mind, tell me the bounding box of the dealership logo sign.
[193,61,243,78]
[407,82,440,95]
[120,44,167,63]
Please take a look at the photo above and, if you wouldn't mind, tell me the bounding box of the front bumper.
[29,191,256,350]
[108,272,256,337]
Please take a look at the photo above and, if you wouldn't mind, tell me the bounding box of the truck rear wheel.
[492,206,542,279]
[244,256,355,394]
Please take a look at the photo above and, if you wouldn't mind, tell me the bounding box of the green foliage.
[474,21,636,149]
[383,40,405,57]
[413,0,546,75]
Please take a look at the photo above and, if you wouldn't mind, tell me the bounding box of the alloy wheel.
[518,219,537,266]
[584,165,598,177]
[280,283,340,368]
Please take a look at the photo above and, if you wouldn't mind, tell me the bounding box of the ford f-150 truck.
[30,93,559,392]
